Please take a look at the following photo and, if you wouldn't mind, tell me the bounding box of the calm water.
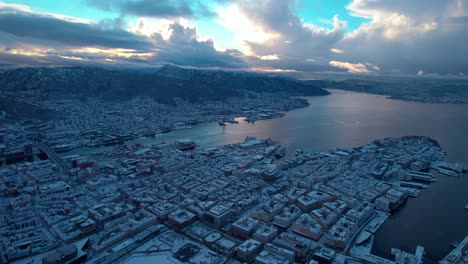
[74,90,468,262]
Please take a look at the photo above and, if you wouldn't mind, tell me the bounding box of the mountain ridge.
[0,65,330,103]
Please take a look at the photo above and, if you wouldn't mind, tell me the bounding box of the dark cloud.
[0,10,246,70]
[0,3,246,69]
[336,25,468,75]
[229,0,468,75]
[1,0,466,75]
[87,0,217,19]
[0,51,91,68]
[0,10,153,50]
[335,0,468,74]
[0,47,159,69]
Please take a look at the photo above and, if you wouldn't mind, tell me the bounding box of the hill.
[0,65,330,104]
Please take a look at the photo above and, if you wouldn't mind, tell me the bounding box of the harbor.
[1,91,468,263]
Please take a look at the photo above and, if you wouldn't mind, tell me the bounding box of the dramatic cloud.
[217,0,467,75]
[87,0,218,19]
[336,0,468,74]
[329,61,378,74]
[0,0,467,74]
[0,3,246,69]
[0,6,153,50]
[216,0,347,72]
[149,22,246,68]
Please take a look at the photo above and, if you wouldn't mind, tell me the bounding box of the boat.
[175,139,197,151]
[451,241,459,248]
[245,116,256,123]
[400,181,428,189]
[356,231,372,246]
[173,123,194,130]
[465,204,468,210]
[226,117,239,124]
[52,143,77,153]
[399,187,420,197]
[437,168,459,176]
[218,120,226,126]
[152,141,171,150]
[274,147,286,159]
[159,125,173,133]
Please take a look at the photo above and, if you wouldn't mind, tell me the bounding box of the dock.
[431,161,467,176]
[400,181,428,189]
[406,171,435,182]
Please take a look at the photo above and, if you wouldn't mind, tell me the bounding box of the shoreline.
[327,88,468,105]
[53,96,312,156]
[3,90,464,258]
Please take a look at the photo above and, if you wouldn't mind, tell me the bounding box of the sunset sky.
[0,0,466,75]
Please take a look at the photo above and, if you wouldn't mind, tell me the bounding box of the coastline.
[54,95,313,156]
[3,91,468,264]
[328,88,468,105]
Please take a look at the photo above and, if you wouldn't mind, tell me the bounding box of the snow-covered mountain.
[0,65,330,103]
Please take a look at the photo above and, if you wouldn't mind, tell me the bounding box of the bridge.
[33,142,72,175]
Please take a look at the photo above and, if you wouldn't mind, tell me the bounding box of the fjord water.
[147,89,468,262]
